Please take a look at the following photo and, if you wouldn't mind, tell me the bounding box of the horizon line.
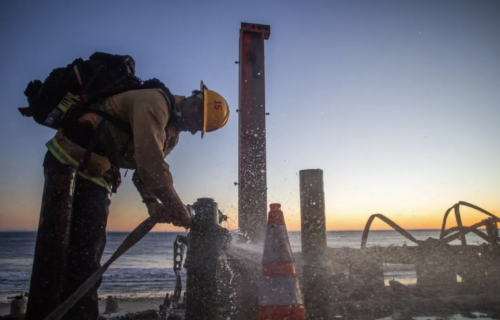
[0,228,455,232]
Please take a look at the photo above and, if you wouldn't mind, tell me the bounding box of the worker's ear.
[183,96,203,115]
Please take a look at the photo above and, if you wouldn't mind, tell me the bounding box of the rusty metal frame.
[440,201,500,245]
[238,22,271,243]
[361,201,500,249]
[361,214,421,249]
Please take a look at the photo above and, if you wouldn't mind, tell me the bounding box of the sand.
[0,304,9,317]
[97,297,164,314]
[0,297,164,317]
[1,297,498,319]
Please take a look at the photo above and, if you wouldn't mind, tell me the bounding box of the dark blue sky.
[1,0,499,231]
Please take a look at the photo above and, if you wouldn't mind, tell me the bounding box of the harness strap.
[89,109,133,135]
[75,114,128,193]
[78,119,106,172]
[46,138,111,193]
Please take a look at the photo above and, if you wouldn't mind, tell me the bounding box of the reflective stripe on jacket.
[46,137,112,192]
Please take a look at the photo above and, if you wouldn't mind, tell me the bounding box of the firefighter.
[25,81,229,320]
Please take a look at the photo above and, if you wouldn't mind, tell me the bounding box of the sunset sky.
[0,0,499,232]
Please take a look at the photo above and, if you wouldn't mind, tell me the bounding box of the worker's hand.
[146,202,172,223]
[150,185,192,228]
[171,205,192,229]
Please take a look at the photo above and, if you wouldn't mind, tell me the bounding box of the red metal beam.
[238,22,271,243]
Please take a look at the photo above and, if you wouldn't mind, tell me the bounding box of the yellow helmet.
[199,81,229,138]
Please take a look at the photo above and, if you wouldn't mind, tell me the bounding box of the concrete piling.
[299,169,331,320]
[300,169,327,261]
[415,238,457,294]
[10,296,27,317]
[485,218,499,242]
[105,296,119,314]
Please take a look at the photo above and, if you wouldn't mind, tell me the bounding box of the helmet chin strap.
[174,90,204,124]
[192,90,204,101]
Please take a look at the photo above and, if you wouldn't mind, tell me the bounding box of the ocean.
[0,230,486,302]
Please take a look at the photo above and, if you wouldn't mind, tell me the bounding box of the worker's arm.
[132,171,171,224]
[127,90,191,227]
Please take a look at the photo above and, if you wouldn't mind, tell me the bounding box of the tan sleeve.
[132,171,156,200]
[126,90,173,189]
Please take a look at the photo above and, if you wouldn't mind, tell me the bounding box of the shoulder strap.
[78,119,106,172]
[140,79,176,114]
[90,109,133,135]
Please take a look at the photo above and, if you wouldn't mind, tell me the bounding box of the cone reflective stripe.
[262,261,296,277]
[257,204,306,320]
[262,224,294,263]
[257,306,306,320]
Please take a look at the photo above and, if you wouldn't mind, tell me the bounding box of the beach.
[2,297,498,319]
[0,297,164,317]
[0,230,485,301]
[0,230,491,318]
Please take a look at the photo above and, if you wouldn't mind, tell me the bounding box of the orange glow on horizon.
[1,200,498,233]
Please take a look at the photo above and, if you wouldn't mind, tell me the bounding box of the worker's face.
[179,96,204,134]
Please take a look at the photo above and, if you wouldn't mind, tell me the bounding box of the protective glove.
[170,205,192,229]
[149,185,192,228]
[146,202,172,223]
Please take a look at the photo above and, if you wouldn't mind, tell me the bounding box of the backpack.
[20,52,140,129]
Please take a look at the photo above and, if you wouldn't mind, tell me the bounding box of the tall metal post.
[238,22,271,243]
[26,166,76,320]
[299,169,331,320]
[185,198,231,320]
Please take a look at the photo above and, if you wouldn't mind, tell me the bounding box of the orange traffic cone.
[256,204,306,320]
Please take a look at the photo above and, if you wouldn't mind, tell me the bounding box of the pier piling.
[300,169,331,320]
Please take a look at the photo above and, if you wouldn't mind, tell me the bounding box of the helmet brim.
[201,80,207,138]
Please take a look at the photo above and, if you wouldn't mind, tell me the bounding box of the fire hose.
[43,217,158,320]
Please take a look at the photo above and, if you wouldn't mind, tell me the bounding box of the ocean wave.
[0,271,31,282]
[4,230,485,300]
[102,268,184,285]
[0,267,186,301]
[104,268,183,278]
